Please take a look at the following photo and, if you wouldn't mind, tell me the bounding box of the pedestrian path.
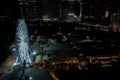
[0,54,17,74]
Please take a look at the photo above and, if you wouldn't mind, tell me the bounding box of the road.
[0,53,17,74]
[0,68,53,80]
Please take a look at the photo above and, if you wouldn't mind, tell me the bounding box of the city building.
[18,0,39,27]
[37,0,60,20]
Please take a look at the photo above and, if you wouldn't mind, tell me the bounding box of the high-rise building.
[62,0,81,21]
[18,0,38,18]
[37,0,59,19]
[18,0,39,28]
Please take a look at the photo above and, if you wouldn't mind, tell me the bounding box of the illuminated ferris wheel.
[13,19,33,67]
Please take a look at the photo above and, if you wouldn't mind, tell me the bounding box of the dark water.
[0,20,15,65]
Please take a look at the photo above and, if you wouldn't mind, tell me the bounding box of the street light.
[33,51,37,55]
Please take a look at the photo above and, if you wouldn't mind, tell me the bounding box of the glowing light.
[13,19,33,67]
[33,51,37,55]
[29,77,33,80]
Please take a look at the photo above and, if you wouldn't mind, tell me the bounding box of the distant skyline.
[0,0,120,19]
[62,0,81,1]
